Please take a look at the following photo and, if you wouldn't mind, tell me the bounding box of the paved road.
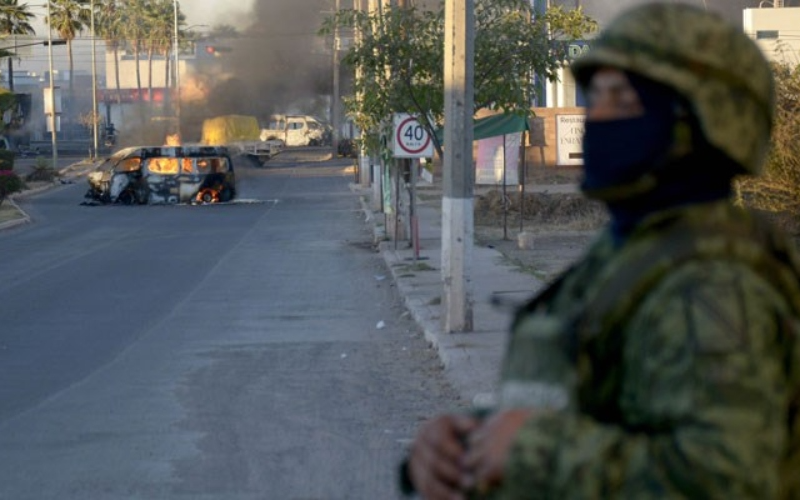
[0,156,460,499]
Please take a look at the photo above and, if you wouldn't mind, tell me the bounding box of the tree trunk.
[134,42,142,102]
[147,47,154,109]
[7,57,13,92]
[67,39,76,129]
[114,46,124,120]
[164,53,171,116]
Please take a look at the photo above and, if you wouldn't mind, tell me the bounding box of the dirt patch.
[473,183,607,282]
[475,189,607,232]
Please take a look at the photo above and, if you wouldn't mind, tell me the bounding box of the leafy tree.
[0,0,35,92]
[320,0,597,157]
[47,0,91,102]
[94,0,124,112]
[142,0,174,110]
[119,0,146,101]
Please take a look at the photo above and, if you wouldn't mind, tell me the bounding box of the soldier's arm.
[495,261,794,498]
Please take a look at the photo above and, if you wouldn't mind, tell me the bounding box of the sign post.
[392,113,433,259]
[392,113,433,158]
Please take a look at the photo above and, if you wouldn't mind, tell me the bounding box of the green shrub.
[0,149,15,171]
[0,170,24,205]
[25,161,59,182]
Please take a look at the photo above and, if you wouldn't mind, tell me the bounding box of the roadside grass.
[0,180,58,227]
[0,200,24,225]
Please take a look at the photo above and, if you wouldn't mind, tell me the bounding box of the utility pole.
[332,0,341,155]
[356,0,371,187]
[442,0,474,332]
[173,0,181,141]
[91,0,99,158]
[46,1,58,170]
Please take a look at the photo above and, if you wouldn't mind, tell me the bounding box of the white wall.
[743,7,800,65]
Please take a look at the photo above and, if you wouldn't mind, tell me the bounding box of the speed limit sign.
[392,113,433,158]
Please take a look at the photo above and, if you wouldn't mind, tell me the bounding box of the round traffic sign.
[395,116,432,155]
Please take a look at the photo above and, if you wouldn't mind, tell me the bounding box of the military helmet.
[571,3,774,174]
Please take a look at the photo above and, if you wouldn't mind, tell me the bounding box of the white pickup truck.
[230,139,284,166]
[260,115,331,147]
[200,115,284,166]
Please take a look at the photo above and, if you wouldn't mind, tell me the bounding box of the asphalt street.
[0,154,461,499]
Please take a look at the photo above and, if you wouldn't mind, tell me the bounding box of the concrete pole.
[332,0,341,155]
[173,0,181,141]
[46,1,58,170]
[442,0,474,332]
[91,0,99,158]
[357,0,371,187]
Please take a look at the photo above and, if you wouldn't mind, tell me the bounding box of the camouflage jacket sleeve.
[492,259,796,499]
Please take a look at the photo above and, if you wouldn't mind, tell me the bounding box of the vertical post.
[91,0,99,158]
[442,0,474,333]
[47,1,58,169]
[332,0,340,155]
[357,0,371,187]
[173,0,181,141]
[502,134,508,241]
[8,36,14,92]
[520,128,527,234]
[410,157,419,260]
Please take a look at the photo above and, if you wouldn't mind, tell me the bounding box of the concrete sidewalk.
[357,183,547,407]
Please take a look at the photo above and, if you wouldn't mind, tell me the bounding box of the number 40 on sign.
[392,113,433,158]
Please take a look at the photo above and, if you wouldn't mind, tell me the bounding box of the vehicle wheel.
[196,188,220,204]
[118,190,137,205]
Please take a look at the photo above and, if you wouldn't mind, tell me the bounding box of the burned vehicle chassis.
[85,146,236,205]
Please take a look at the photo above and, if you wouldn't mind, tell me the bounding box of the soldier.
[401,3,800,499]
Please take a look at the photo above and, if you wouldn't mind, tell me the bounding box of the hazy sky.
[180,0,258,31]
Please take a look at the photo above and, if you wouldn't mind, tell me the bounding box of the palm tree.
[47,0,91,105]
[120,0,147,102]
[0,0,35,92]
[94,0,123,115]
[143,0,174,110]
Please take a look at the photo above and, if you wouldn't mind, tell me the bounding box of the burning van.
[85,146,236,205]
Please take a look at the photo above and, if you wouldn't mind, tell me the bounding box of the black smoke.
[188,0,336,132]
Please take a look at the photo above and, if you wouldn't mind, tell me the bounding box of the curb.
[0,161,93,232]
[355,184,512,405]
[0,181,64,231]
[0,196,31,231]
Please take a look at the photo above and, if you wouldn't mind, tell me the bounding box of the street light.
[1,39,66,92]
[173,0,181,141]
[46,1,58,169]
[91,0,98,158]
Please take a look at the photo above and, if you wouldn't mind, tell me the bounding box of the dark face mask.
[580,72,682,196]
[580,113,675,194]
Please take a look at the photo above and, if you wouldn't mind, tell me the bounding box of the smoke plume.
[182,0,335,138]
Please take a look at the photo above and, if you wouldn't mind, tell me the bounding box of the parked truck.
[201,115,282,166]
[259,114,331,147]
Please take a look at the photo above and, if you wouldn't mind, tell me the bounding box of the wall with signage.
[523,107,586,168]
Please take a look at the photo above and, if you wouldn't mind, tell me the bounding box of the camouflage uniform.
[494,201,800,498]
[484,4,800,499]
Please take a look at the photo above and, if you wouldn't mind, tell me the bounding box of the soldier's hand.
[408,414,479,500]
[463,409,534,493]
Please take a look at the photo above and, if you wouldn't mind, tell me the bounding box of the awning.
[435,112,531,144]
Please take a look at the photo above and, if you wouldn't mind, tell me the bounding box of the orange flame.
[181,74,212,103]
[165,133,181,146]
